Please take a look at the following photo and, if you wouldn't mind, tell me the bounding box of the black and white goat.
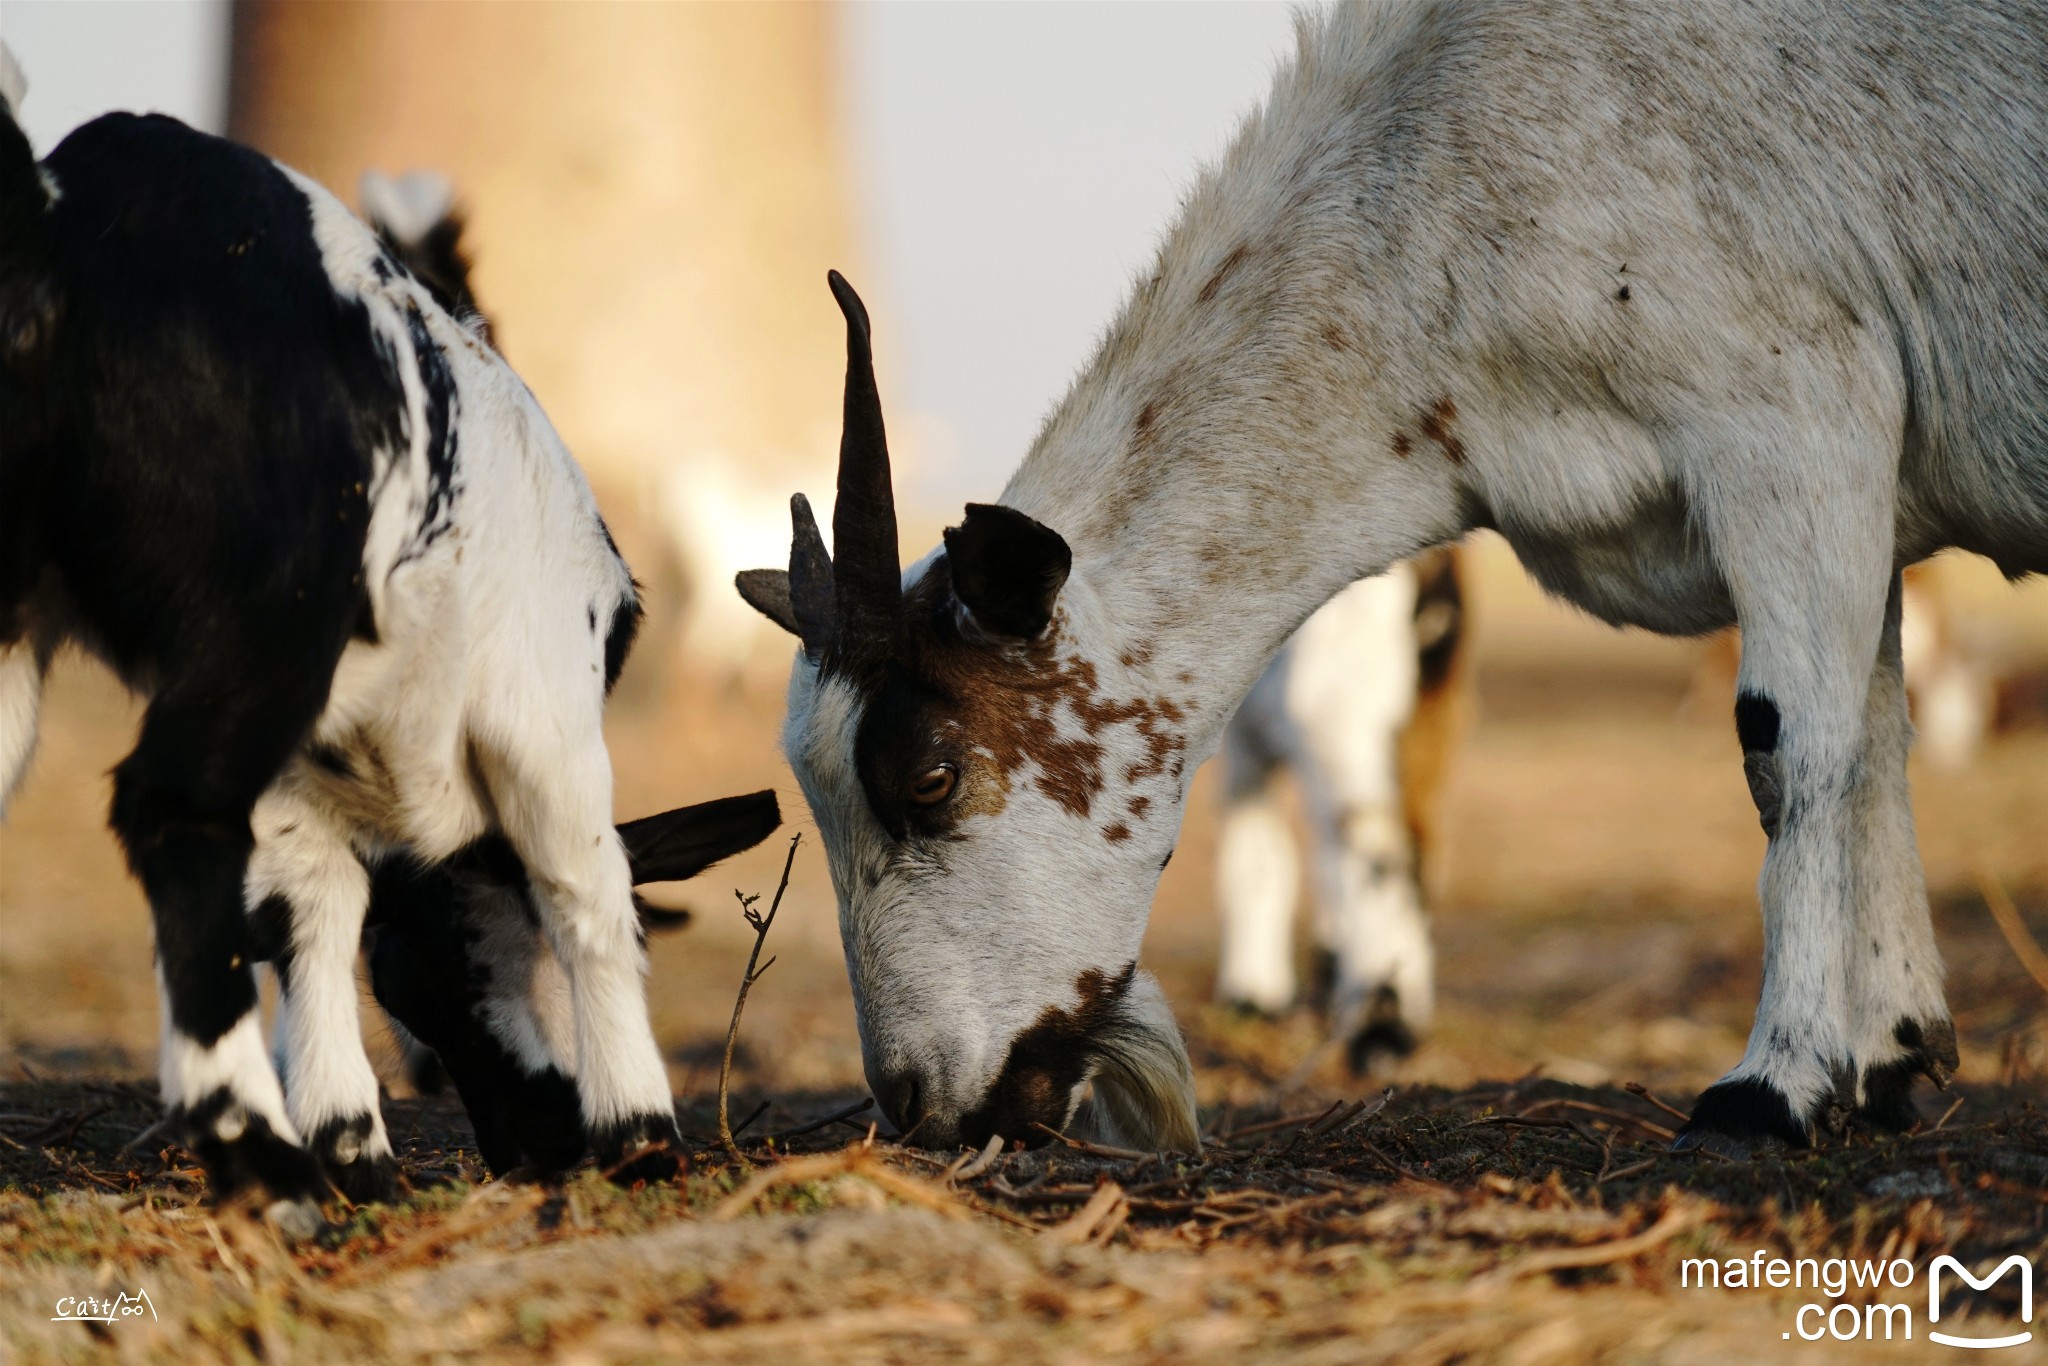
[742,1,2047,1155]
[337,176,780,1177]
[0,87,698,1220]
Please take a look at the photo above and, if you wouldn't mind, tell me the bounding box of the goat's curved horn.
[825,270,901,657]
[787,492,835,657]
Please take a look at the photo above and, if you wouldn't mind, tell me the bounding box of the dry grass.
[6,538,2046,1362]
[3,1070,2042,1364]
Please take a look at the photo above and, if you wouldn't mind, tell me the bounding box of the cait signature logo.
[51,1289,157,1324]
[1929,1255,2034,1351]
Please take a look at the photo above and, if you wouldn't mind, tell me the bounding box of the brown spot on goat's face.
[1197,242,1251,304]
[848,560,1187,841]
[1391,430,1414,459]
[1418,396,1466,465]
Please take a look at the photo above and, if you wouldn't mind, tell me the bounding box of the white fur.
[357,169,454,249]
[1217,567,1434,1036]
[157,980,299,1146]
[0,640,43,814]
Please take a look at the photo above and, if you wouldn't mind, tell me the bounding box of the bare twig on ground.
[1978,871,2048,996]
[719,834,800,1168]
[728,1100,772,1143]
[946,1133,1005,1184]
[1046,1182,1130,1246]
[1934,1096,1966,1131]
[1624,1082,1693,1125]
[765,1098,875,1144]
[1028,1123,1152,1161]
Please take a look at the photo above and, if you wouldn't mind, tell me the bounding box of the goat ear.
[734,569,801,637]
[943,503,1072,639]
[617,790,781,885]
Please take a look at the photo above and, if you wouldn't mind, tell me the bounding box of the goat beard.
[1069,969,1201,1152]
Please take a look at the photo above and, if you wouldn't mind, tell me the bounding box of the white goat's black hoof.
[591,1114,684,1185]
[305,1114,398,1205]
[174,1089,330,1206]
[1671,1078,1808,1158]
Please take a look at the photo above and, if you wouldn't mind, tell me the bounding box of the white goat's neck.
[1000,11,1474,755]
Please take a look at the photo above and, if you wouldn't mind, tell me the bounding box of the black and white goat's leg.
[1214,706,1301,1016]
[246,788,396,1203]
[1676,427,1950,1152]
[486,736,681,1181]
[111,693,329,1224]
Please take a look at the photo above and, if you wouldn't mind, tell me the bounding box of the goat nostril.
[878,1072,923,1135]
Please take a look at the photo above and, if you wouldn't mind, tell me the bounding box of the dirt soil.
[3,537,2045,1363]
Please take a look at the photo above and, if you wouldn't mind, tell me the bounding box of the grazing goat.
[741,1,2047,1155]
[345,172,781,1174]
[1215,548,1465,1072]
[0,94,688,1222]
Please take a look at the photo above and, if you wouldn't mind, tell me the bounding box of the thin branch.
[719,833,800,1168]
[765,1097,874,1144]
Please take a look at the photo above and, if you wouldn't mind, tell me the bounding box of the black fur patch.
[586,1114,684,1185]
[303,1112,397,1204]
[1345,984,1420,1075]
[1411,548,1464,693]
[175,1088,329,1203]
[246,893,295,993]
[603,589,642,695]
[1734,691,1781,754]
[1672,1078,1808,1156]
[394,302,460,567]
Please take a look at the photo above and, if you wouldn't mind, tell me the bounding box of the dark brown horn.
[787,492,836,658]
[825,270,901,658]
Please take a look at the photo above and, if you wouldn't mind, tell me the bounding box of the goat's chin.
[1070,969,1201,1153]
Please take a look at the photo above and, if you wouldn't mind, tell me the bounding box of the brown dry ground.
[3,537,2045,1364]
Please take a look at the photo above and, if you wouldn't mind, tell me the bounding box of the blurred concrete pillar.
[229,0,863,681]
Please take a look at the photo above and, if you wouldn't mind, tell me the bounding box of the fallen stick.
[1028,1123,1151,1162]
[946,1132,1005,1184]
[766,1098,874,1144]
[719,834,801,1168]
[1623,1081,1693,1125]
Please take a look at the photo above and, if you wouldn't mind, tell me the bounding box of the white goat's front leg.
[1214,706,1301,1015]
[486,734,681,1180]
[1676,417,1952,1154]
[246,787,395,1203]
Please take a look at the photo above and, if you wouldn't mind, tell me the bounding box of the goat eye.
[909,764,957,806]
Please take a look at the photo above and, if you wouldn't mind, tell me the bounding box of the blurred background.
[2,2,2043,1122]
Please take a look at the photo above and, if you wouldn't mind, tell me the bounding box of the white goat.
[742,0,2047,1155]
